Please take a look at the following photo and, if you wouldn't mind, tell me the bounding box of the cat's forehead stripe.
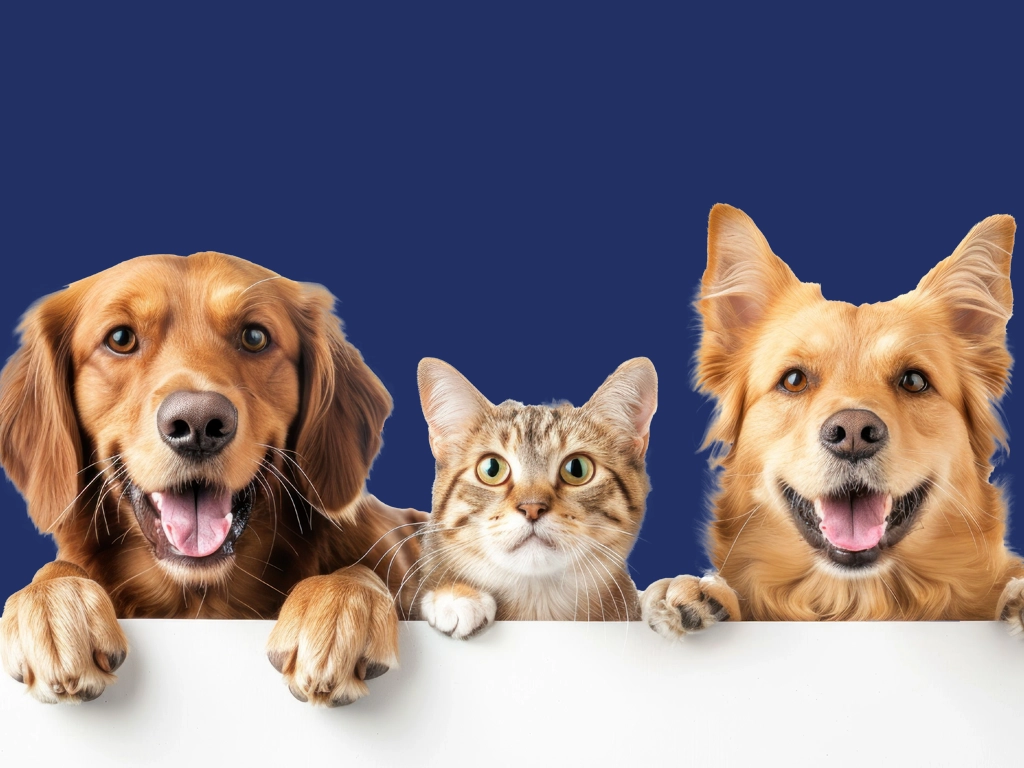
[499,406,571,453]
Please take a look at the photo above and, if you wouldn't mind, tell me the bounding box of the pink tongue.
[151,487,233,557]
[817,492,890,552]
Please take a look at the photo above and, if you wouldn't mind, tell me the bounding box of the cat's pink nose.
[518,502,548,521]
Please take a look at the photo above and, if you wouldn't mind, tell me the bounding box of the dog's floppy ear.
[0,288,84,533]
[288,284,393,517]
[914,214,1014,460]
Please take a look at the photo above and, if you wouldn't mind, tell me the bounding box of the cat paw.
[421,584,497,640]
[641,573,740,641]
[997,577,1024,633]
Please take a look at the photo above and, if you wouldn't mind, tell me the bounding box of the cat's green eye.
[560,455,594,486]
[476,455,510,486]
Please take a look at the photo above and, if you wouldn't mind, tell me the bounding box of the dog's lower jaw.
[781,480,930,571]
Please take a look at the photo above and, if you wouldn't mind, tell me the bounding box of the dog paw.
[420,584,497,640]
[0,576,129,704]
[997,577,1024,633]
[267,566,399,707]
[641,573,740,641]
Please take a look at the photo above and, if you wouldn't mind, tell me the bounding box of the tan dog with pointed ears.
[642,204,1024,636]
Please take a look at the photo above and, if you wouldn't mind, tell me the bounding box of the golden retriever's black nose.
[820,409,888,461]
[158,391,238,456]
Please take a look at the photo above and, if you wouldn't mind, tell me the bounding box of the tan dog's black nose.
[517,502,549,521]
[820,409,888,461]
[158,391,238,456]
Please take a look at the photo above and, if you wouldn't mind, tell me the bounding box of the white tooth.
[226,513,233,526]
[813,498,824,520]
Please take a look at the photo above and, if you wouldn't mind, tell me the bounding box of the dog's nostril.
[169,420,190,439]
[863,426,880,443]
[206,419,224,438]
[829,426,846,444]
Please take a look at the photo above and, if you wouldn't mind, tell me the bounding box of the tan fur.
[266,566,399,707]
[0,252,425,704]
[640,573,739,639]
[0,562,128,704]
[414,358,657,638]
[651,204,1024,632]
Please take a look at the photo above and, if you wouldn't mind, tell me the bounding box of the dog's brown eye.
[900,371,929,393]
[780,369,808,393]
[106,327,137,354]
[476,455,510,486]
[241,326,269,352]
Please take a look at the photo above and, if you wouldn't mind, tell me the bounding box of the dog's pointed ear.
[915,214,1014,341]
[582,357,658,457]
[697,205,810,454]
[0,288,85,533]
[289,284,393,517]
[699,204,804,347]
[417,358,493,461]
[913,214,1014,462]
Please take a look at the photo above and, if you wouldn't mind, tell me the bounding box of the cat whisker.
[577,538,636,623]
[572,542,607,621]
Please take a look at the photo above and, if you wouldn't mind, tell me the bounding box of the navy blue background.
[0,4,1020,603]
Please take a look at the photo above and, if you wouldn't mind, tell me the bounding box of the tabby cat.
[413,357,657,638]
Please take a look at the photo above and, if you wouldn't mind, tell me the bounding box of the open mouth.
[125,473,255,564]
[782,480,929,568]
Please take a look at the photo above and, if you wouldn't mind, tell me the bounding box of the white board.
[1,619,1021,766]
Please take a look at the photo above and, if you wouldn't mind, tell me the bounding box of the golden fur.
[643,204,1024,636]
[0,252,425,705]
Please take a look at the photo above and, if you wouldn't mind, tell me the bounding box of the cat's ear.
[418,358,494,459]
[584,357,658,456]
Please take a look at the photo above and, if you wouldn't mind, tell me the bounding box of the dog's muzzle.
[783,481,930,568]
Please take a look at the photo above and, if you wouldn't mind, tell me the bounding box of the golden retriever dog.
[642,204,1024,636]
[0,252,425,705]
